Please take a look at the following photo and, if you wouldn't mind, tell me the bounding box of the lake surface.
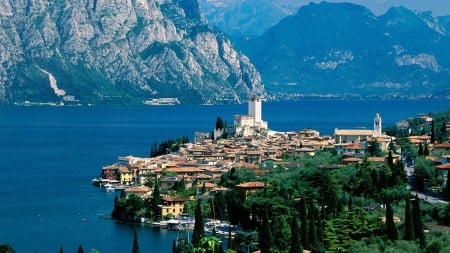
[1,99,449,252]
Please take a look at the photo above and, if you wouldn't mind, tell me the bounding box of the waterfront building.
[119,166,133,185]
[161,196,187,218]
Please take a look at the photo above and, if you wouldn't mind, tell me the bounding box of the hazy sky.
[300,0,450,16]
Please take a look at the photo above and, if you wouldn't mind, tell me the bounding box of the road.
[410,191,448,205]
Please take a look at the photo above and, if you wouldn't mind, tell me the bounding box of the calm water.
[1,99,449,252]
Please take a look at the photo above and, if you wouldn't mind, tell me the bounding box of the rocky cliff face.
[0,0,265,105]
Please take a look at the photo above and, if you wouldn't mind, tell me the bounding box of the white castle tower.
[374,113,382,136]
[233,96,268,137]
[248,95,262,124]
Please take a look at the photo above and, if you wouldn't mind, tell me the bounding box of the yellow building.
[161,196,187,218]
[119,166,133,185]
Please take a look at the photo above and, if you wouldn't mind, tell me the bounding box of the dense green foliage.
[150,137,189,157]
[0,244,15,253]
[192,199,205,247]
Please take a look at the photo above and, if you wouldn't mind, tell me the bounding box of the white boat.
[104,183,115,192]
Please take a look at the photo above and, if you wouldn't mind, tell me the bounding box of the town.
[93,96,450,213]
[92,96,450,252]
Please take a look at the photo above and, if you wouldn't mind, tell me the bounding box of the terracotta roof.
[342,157,362,162]
[163,196,188,202]
[194,182,217,188]
[155,167,203,173]
[118,166,131,173]
[236,181,266,188]
[125,185,150,193]
[434,143,450,149]
[368,157,385,162]
[344,143,362,149]
[437,163,450,170]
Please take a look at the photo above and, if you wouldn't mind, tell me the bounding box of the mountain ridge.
[0,0,265,105]
[233,2,450,98]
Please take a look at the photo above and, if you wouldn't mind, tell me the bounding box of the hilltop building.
[232,96,268,138]
[334,113,393,155]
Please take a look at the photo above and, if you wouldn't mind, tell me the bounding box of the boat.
[91,178,101,186]
[104,183,115,192]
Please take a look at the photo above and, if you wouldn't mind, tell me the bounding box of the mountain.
[0,0,265,105]
[235,2,450,98]
[199,0,303,37]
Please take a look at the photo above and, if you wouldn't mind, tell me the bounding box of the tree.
[59,245,64,253]
[299,198,309,250]
[418,142,424,157]
[424,142,430,156]
[404,197,415,241]
[431,119,436,144]
[151,177,162,220]
[0,244,15,253]
[367,140,382,157]
[439,121,447,143]
[413,157,435,192]
[385,201,398,241]
[77,245,85,253]
[132,226,139,253]
[446,170,450,201]
[192,199,205,247]
[412,195,426,248]
[271,214,291,250]
[193,236,221,253]
[289,218,302,253]
[258,206,274,253]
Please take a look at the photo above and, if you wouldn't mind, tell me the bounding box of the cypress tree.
[308,216,317,250]
[404,197,415,240]
[412,195,426,248]
[59,245,64,253]
[259,206,274,253]
[308,201,317,250]
[431,119,435,144]
[151,177,161,221]
[424,142,430,156]
[348,194,353,210]
[446,170,450,201]
[289,218,302,253]
[439,121,447,143]
[77,245,84,253]
[192,199,205,247]
[418,142,424,156]
[385,202,398,241]
[379,168,387,189]
[299,198,309,250]
[371,169,380,191]
[132,226,139,253]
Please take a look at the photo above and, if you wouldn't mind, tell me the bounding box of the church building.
[334,113,393,155]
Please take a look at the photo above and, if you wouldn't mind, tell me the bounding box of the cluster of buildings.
[95,96,450,217]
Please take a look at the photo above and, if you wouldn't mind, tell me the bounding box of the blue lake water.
[1,99,449,252]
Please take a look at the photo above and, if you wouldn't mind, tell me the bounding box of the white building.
[233,96,268,138]
[334,113,393,155]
